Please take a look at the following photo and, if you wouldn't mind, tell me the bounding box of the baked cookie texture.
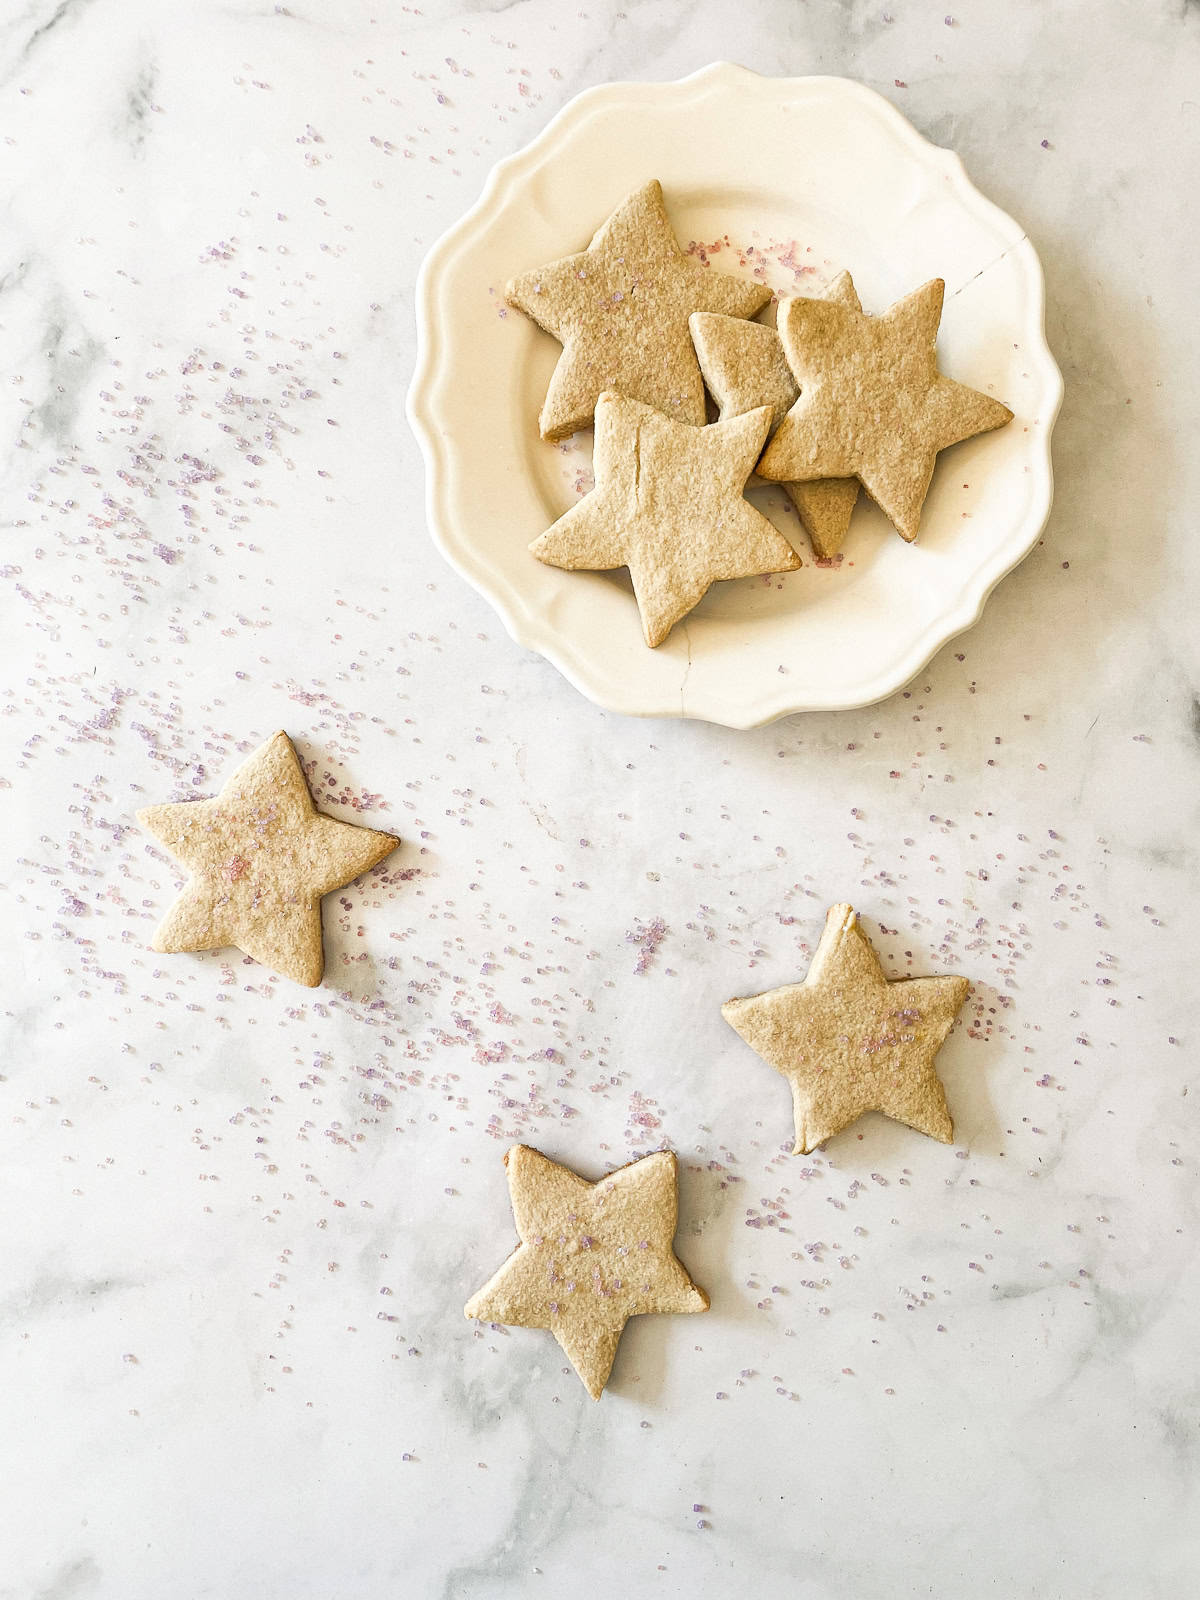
[506,178,771,441]
[757,278,1013,541]
[722,903,968,1154]
[531,390,800,647]
[137,730,399,988]
[465,1145,709,1400]
[690,269,862,558]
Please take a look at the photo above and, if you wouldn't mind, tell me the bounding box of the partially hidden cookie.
[757,278,1013,541]
[507,179,770,441]
[137,730,399,987]
[690,270,862,558]
[722,903,968,1154]
[530,390,801,647]
[464,1144,709,1400]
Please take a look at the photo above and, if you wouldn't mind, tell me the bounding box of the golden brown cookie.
[465,1144,709,1400]
[507,179,770,441]
[722,903,968,1153]
[530,390,801,647]
[137,731,399,987]
[690,270,862,557]
[757,279,1013,541]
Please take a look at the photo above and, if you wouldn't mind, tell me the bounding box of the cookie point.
[538,414,579,444]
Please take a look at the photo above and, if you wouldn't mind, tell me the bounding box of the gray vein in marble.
[0,0,93,84]
[121,62,156,153]
[2,254,106,451]
[436,1373,585,1600]
[31,318,105,449]
[32,1558,102,1600]
[3,1273,135,1319]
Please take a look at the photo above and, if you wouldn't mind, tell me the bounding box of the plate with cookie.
[408,63,1062,726]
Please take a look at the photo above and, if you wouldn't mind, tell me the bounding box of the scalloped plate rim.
[407,63,1064,727]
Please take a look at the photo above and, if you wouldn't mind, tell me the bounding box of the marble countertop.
[3,2,1198,1596]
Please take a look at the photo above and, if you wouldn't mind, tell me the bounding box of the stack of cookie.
[508,179,1013,647]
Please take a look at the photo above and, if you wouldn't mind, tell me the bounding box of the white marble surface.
[2,2,1198,1596]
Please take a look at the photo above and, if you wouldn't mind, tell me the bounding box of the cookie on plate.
[690,270,862,558]
[465,1144,709,1400]
[507,179,770,441]
[722,903,968,1153]
[757,278,1012,541]
[531,390,801,647]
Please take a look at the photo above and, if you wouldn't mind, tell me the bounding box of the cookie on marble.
[722,903,968,1153]
[530,390,801,647]
[757,279,1013,541]
[465,1144,709,1400]
[506,179,770,441]
[138,730,399,987]
[690,270,862,558]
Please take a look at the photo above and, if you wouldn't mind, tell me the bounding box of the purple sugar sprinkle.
[626,916,667,974]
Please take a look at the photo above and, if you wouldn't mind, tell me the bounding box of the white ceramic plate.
[407,64,1062,727]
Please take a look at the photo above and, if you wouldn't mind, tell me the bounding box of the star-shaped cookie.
[690,270,862,558]
[757,278,1013,541]
[138,730,399,987]
[507,178,770,441]
[465,1144,709,1400]
[722,904,968,1154]
[530,390,801,647]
